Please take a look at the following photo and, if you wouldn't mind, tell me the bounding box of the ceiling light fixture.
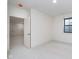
[18,3,23,7]
[52,0,57,3]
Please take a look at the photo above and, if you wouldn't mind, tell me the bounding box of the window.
[64,17,72,33]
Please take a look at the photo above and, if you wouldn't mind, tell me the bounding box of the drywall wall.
[7,4,31,50]
[51,13,72,43]
[8,4,72,50]
[8,5,29,18]
[31,9,53,47]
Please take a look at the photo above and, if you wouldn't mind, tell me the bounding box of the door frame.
[9,16,24,49]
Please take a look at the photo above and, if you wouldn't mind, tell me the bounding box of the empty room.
[7,0,72,59]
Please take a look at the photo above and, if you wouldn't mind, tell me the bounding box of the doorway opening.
[10,16,24,49]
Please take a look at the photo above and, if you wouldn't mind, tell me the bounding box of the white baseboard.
[51,40,72,45]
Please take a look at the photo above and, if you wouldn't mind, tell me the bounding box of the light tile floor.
[8,36,72,59]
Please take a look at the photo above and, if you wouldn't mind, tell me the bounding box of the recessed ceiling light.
[52,0,57,3]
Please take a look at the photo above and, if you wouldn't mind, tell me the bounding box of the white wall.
[51,13,72,43]
[8,4,72,50]
[7,5,30,50]
[8,5,29,18]
[31,9,53,47]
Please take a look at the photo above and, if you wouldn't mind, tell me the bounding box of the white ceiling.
[8,0,72,16]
